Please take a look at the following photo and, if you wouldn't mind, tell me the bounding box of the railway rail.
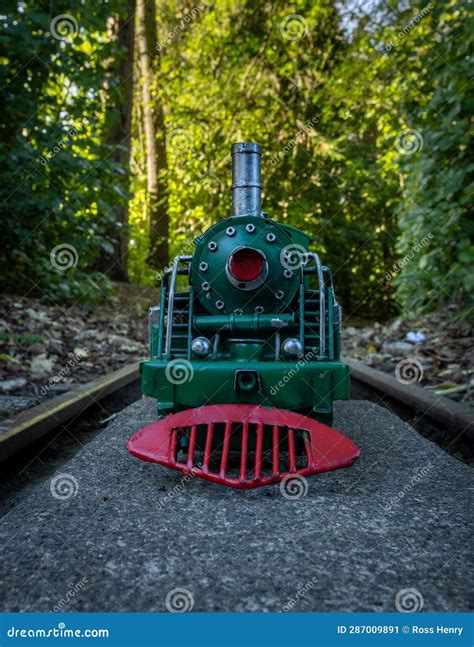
[1,359,472,469]
[1,375,472,613]
[1,355,473,615]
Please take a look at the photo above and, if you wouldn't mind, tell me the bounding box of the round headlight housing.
[281,338,304,359]
[191,337,212,358]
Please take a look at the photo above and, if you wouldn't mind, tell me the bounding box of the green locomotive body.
[142,143,350,430]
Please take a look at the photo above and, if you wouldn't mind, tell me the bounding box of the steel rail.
[0,362,141,462]
[346,358,474,438]
[2,359,472,463]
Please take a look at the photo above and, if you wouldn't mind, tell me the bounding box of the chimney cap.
[231,142,261,155]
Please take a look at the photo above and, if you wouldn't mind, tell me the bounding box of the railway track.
[1,373,472,613]
[347,359,473,464]
[0,362,140,463]
[1,359,472,469]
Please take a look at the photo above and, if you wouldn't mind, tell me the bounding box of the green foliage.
[1,0,471,316]
[388,0,473,312]
[0,0,130,302]
[0,332,44,346]
[136,0,399,316]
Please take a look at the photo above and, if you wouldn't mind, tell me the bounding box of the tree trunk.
[100,1,136,281]
[136,0,169,270]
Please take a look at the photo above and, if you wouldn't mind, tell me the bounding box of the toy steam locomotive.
[127,143,359,488]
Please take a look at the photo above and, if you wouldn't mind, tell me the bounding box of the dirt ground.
[0,285,472,411]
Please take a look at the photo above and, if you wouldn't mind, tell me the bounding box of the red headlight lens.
[228,248,265,282]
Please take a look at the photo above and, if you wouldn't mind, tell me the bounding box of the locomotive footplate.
[140,359,350,424]
[126,404,360,489]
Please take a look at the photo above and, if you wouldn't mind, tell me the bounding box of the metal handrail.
[304,253,326,359]
[322,266,340,308]
[164,255,193,357]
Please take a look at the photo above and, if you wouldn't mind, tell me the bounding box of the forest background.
[1,0,472,320]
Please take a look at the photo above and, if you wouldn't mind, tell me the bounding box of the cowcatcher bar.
[127,405,360,489]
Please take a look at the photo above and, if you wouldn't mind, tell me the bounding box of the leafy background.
[0,0,472,319]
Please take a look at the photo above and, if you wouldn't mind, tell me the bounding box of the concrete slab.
[0,398,472,612]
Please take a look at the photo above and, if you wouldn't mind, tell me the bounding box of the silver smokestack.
[231,142,262,217]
